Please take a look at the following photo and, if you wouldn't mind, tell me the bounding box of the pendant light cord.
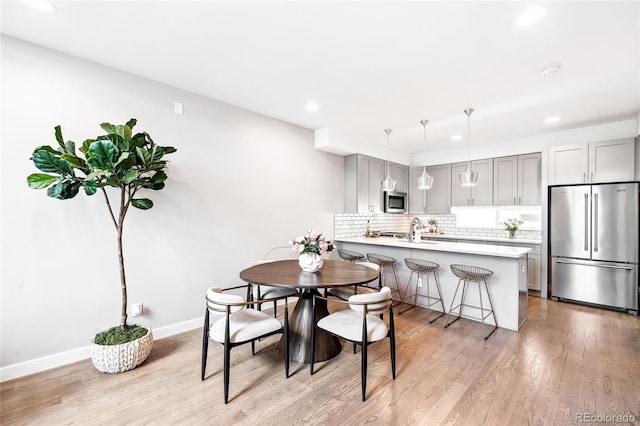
[464,108,474,166]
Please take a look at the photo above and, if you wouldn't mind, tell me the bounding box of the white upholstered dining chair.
[310,286,396,401]
[201,284,290,404]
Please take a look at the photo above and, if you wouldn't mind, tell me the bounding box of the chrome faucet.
[409,217,423,242]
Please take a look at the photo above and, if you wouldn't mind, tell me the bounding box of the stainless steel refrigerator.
[550,182,639,314]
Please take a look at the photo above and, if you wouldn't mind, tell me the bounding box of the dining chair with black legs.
[201,284,290,404]
[310,286,396,401]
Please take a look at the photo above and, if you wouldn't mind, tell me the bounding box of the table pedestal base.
[278,289,342,363]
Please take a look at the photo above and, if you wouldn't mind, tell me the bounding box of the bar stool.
[327,261,380,300]
[400,258,445,323]
[445,264,497,340]
[337,248,365,263]
[366,253,403,307]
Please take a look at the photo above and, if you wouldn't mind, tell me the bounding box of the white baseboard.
[0,317,203,382]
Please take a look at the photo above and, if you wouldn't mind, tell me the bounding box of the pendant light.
[458,108,479,186]
[416,120,434,190]
[381,129,396,192]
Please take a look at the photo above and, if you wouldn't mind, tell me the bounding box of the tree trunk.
[119,188,128,331]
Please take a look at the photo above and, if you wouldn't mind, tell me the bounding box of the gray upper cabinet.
[390,162,409,193]
[425,164,452,213]
[451,159,493,206]
[548,138,634,185]
[408,167,427,214]
[345,154,408,213]
[344,154,384,213]
[493,153,541,205]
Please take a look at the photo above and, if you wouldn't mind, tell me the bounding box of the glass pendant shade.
[457,108,478,186]
[417,167,434,189]
[417,120,434,189]
[459,162,479,186]
[381,128,396,191]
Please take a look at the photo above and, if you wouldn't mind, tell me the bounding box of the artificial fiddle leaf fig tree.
[27,119,176,341]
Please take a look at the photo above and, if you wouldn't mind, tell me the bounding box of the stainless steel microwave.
[383,191,407,214]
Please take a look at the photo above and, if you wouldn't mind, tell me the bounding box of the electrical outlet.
[417,278,423,288]
[132,303,143,317]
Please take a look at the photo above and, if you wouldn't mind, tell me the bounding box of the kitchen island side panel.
[338,240,527,331]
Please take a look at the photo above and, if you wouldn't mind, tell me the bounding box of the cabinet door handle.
[590,172,594,182]
[513,196,516,205]
[583,172,587,182]
[518,196,522,205]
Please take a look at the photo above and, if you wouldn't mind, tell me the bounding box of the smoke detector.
[541,65,561,77]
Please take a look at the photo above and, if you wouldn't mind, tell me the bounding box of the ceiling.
[2,1,639,164]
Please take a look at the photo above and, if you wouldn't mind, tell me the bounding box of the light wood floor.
[2,297,639,425]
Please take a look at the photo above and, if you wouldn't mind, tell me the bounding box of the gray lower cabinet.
[500,241,541,290]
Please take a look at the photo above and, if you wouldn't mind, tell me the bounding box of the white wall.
[0,36,344,377]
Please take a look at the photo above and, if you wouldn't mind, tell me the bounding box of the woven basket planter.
[91,328,153,373]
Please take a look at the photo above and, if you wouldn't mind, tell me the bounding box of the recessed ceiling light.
[305,102,319,112]
[21,0,56,12]
[541,65,561,77]
[516,7,547,26]
[451,134,463,141]
[544,116,560,124]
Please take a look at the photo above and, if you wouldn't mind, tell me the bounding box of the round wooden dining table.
[239,259,379,363]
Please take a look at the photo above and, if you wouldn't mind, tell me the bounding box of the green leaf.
[114,125,132,141]
[31,145,58,156]
[135,147,150,165]
[80,139,95,154]
[125,118,137,129]
[121,170,139,184]
[54,126,64,144]
[113,152,130,167]
[131,198,153,210]
[47,180,81,200]
[163,146,177,154]
[32,150,75,176]
[150,145,165,162]
[150,171,167,183]
[61,154,88,171]
[87,140,117,169]
[64,141,76,155]
[27,173,59,189]
[100,122,116,134]
[83,178,97,195]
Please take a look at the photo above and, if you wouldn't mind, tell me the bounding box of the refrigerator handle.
[593,193,598,252]
[584,193,589,251]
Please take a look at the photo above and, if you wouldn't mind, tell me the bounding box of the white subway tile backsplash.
[334,212,542,241]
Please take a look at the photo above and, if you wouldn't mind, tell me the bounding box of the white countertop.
[420,233,541,245]
[335,236,531,259]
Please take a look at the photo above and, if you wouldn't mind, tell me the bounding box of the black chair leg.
[284,305,290,378]
[223,343,230,404]
[361,341,368,401]
[273,300,278,318]
[201,309,209,381]
[251,340,255,355]
[310,304,316,375]
[390,309,396,380]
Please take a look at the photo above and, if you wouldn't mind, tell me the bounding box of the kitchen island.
[335,236,531,332]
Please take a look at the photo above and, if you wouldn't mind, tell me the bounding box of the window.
[453,206,541,229]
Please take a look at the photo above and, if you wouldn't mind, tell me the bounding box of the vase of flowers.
[428,218,438,233]
[501,218,524,239]
[290,229,335,272]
